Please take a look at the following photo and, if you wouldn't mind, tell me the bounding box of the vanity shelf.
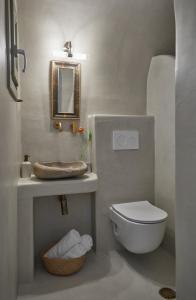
[18,173,98,197]
[17,173,98,284]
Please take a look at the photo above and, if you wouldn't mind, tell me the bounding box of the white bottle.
[21,155,32,178]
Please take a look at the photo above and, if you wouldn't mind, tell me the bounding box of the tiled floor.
[18,247,175,300]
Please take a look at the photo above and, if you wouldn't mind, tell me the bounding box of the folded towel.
[45,229,81,258]
[62,234,93,259]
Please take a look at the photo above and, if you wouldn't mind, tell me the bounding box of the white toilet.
[109,201,168,254]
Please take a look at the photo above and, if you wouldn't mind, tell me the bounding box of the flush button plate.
[112,130,139,150]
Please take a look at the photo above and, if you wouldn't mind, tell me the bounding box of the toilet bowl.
[109,201,168,254]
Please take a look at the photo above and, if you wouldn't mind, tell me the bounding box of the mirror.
[58,68,74,114]
[50,61,81,119]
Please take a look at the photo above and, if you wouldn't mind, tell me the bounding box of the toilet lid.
[112,201,168,224]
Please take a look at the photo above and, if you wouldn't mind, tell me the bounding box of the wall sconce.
[53,41,87,61]
[63,41,73,57]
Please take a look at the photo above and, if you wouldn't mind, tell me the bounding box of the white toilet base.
[110,207,166,254]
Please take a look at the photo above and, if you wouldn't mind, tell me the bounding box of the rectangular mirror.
[50,61,81,119]
[58,68,75,114]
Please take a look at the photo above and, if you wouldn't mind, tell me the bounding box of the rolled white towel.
[81,235,93,252]
[62,243,87,259]
[45,229,81,258]
[62,235,93,259]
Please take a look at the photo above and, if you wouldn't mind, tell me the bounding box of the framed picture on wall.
[5,0,26,102]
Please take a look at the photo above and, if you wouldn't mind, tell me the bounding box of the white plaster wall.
[147,55,175,254]
[90,115,154,252]
[0,0,21,299]
[175,0,196,298]
[17,0,175,163]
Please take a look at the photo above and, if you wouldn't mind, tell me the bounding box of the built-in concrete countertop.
[18,173,98,197]
[17,173,98,284]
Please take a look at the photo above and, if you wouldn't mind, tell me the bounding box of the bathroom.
[0,0,195,299]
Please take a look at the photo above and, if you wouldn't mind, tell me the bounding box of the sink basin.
[33,161,88,179]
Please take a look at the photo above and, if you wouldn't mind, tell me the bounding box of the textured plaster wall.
[0,0,21,299]
[18,0,175,163]
[17,0,175,260]
[147,55,175,254]
[175,0,196,298]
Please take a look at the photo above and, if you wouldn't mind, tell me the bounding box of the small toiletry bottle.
[21,155,32,178]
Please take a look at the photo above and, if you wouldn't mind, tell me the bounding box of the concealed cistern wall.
[147,55,175,254]
[89,115,154,253]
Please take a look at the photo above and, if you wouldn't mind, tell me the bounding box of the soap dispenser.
[21,155,32,178]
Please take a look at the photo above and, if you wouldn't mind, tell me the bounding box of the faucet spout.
[59,195,68,215]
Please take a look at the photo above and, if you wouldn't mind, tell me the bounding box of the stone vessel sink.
[33,161,88,180]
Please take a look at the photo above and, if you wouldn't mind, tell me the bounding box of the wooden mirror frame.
[50,60,81,120]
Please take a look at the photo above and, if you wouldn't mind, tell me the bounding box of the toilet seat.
[112,201,168,224]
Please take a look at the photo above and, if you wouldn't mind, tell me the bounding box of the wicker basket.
[41,246,86,276]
